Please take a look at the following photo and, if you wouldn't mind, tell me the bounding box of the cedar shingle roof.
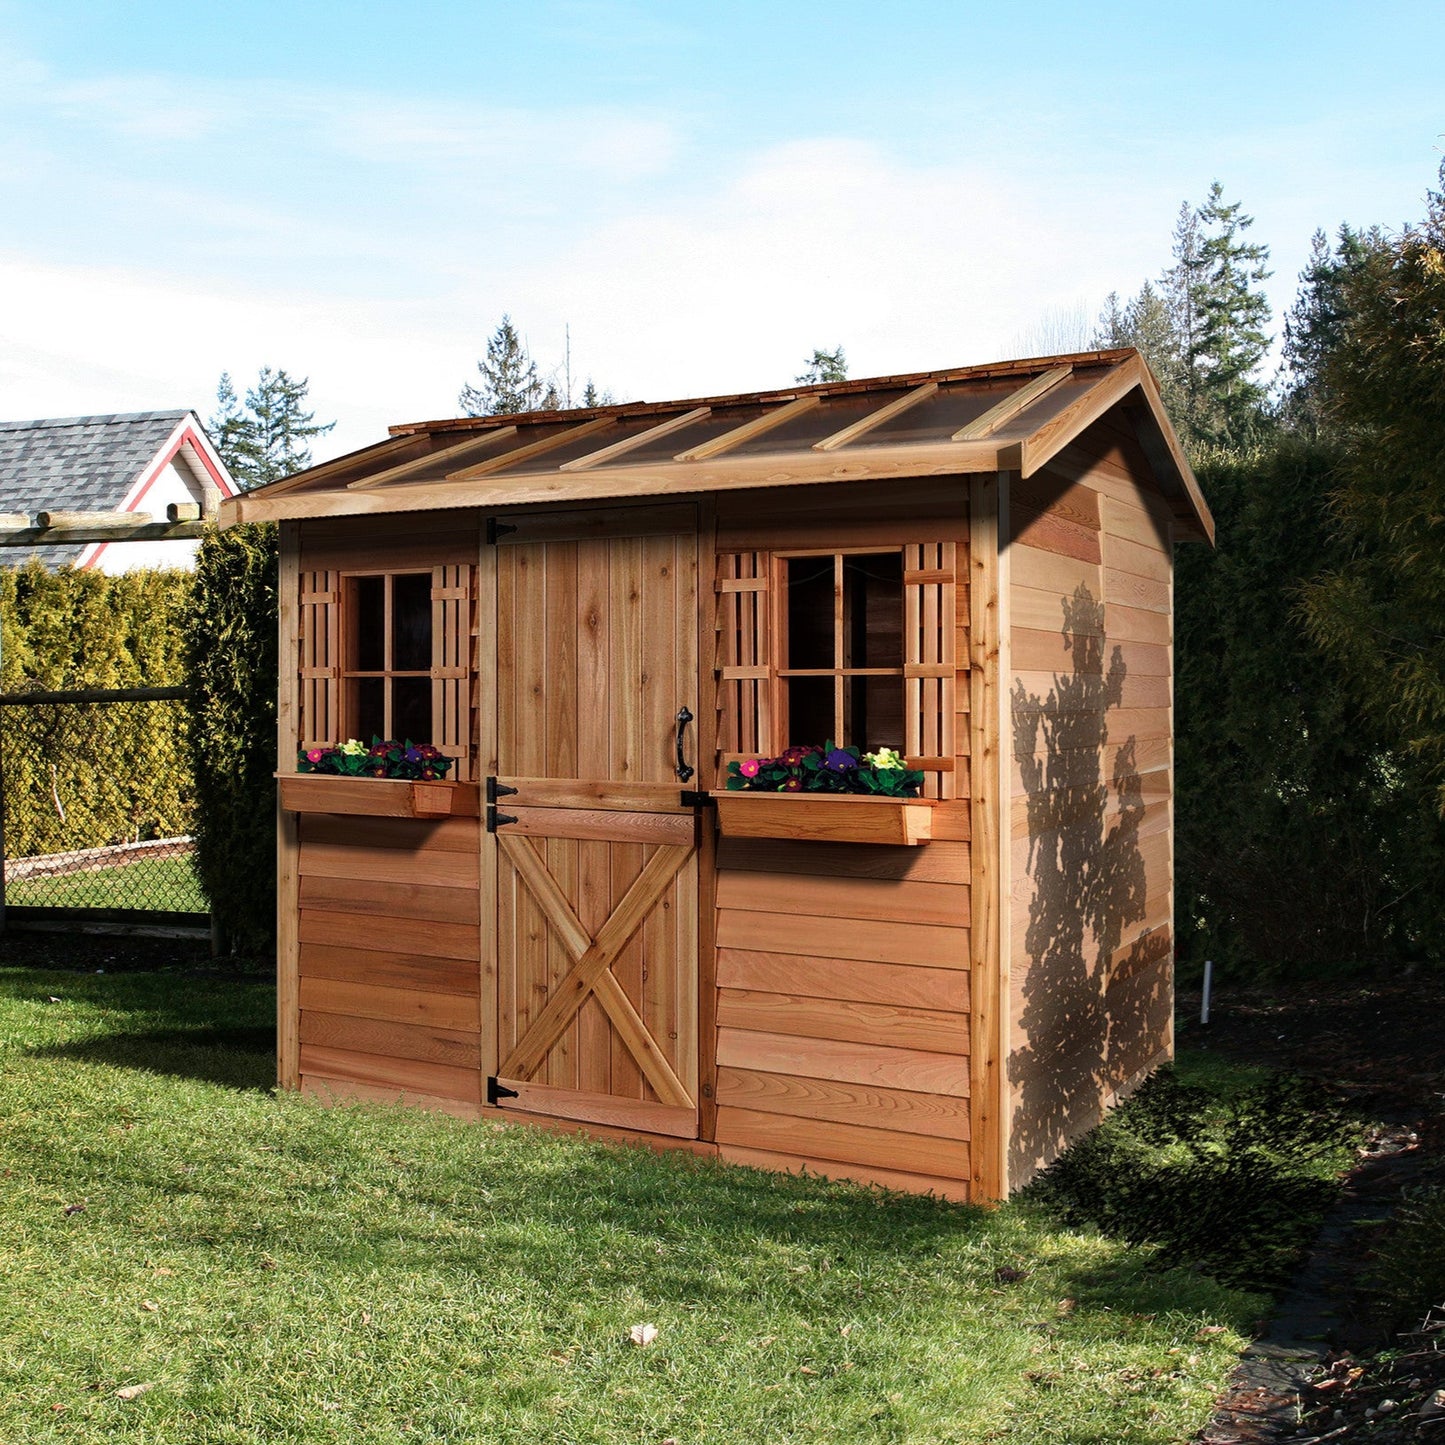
[223,350,1213,542]
[0,411,191,566]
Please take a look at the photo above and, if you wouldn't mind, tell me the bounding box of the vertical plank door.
[490,505,702,1139]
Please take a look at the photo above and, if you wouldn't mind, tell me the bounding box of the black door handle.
[674,706,695,782]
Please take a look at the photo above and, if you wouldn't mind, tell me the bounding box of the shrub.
[1026,1067,1358,1289]
[185,524,278,961]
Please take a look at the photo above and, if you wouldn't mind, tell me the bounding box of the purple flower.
[823,748,858,771]
[782,777,803,791]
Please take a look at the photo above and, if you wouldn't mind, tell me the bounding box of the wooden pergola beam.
[446,416,615,481]
[674,395,820,463]
[952,366,1072,441]
[346,427,519,490]
[559,408,711,472]
[813,381,938,452]
[0,511,209,545]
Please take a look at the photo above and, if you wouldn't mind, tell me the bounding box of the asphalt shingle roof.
[0,411,190,567]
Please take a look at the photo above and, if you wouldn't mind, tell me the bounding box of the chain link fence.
[1,686,209,930]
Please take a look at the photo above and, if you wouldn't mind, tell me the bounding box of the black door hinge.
[679,790,715,809]
[485,518,518,545]
[487,1076,520,1106]
[486,776,519,804]
[486,807,519,833]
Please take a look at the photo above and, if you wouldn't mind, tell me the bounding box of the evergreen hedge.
[185,524,279,961]
[1174,440,1445,974]
[0,563,193,858]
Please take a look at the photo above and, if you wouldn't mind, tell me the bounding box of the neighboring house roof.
[0,410,236,567]
[222,349,1213,544]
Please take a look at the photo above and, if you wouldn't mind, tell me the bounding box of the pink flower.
[306,749,323,763]
[739,758,761,778]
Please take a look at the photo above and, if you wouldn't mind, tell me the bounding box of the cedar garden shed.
[221,348,1212,1202]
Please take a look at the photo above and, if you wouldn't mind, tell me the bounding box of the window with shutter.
[715,543,957,797]
[297,562,476,777]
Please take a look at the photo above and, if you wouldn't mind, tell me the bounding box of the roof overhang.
[221,350,1213,545]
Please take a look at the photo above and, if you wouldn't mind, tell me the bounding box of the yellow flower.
[865,746,905,770]
[340,738,367,756]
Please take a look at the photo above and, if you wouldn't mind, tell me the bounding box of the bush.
[1026,1067,1358,1289]
[1365,1186,1445,1333]
[1175,440,1445,975]
[0,562,193,856]
[185,525,278,961]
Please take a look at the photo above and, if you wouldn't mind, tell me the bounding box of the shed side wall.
[1005,416,1174,1188]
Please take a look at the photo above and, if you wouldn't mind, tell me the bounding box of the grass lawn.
[0,965,1268,1444]
[4,855,206,912]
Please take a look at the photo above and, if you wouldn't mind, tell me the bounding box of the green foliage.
[185,524,279,959]
[209,367,334,489]
[797,346,848,384]
[724,744,922,796]
[1299,165,1445,810]
[459,314,547,416]
[1026,1065,1357,1290]
[0,563,194,857]
[1174,443,1445,971]
[1365,1186,1445,1331]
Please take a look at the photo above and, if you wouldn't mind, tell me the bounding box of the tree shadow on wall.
[1008,583,1172,1187]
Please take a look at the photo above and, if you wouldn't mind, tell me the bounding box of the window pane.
[785,557,835,669]
[845,676,905,751]
[786,675,835,748]
[392,573,433,672]
[844,553,903,668]
[352,576,385,672]
[354,677,385,744]
[392,676,433,745]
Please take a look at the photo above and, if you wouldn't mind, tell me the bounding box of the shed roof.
[222,350,1213,544]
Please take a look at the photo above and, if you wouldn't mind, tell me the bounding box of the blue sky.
[1,0,1441,457]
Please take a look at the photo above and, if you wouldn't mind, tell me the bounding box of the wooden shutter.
[431,563,476,780]
[299,568,339,751]
[903,542,957,799]
[715,550,771,763]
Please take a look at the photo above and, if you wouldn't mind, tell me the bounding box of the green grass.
[0,967,1266,1444]
[4,856,206,912]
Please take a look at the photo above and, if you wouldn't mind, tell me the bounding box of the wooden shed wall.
[707,482,975,1200]
[1004,418,1175,1188]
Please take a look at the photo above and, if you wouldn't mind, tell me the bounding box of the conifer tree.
[1187,182,1273,447]
[797,347,848,384]
[208,368,334,490]
[459,316,544,416]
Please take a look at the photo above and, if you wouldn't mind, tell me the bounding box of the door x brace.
[497,834,695,1108]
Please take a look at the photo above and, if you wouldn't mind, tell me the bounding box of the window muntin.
[343,570,435,744]
[779,551,905,750]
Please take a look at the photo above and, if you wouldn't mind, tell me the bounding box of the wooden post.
[695,496,720,1142]
[968,470,1011,1201]
[275,522,302,1090]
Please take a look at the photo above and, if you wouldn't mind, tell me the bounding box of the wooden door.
[490,506,701,1138]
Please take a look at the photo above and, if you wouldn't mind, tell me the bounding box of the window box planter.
[711,791,934,846]
[277,774,481,820]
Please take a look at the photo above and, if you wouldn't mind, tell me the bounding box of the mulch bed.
[1180,971,1445,1443]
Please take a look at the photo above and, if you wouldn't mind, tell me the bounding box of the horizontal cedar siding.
[1005,428,1174,1188]
[712,837,971,1192]
[297,813,482,1111]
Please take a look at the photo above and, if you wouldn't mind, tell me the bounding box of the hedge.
[184,524,279,961]
[0,562,193,858]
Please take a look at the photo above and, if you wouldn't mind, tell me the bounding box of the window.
[298,561,476,778]
[344,571,434,745]
[780,551,905,750]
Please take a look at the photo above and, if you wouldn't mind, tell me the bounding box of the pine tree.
[1093,281,1186,418]
[208,368,334,490]
[797,347,848,384]
[1279,225,1377,436]
[1188,182,1273,447]
[459,316,544,416]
